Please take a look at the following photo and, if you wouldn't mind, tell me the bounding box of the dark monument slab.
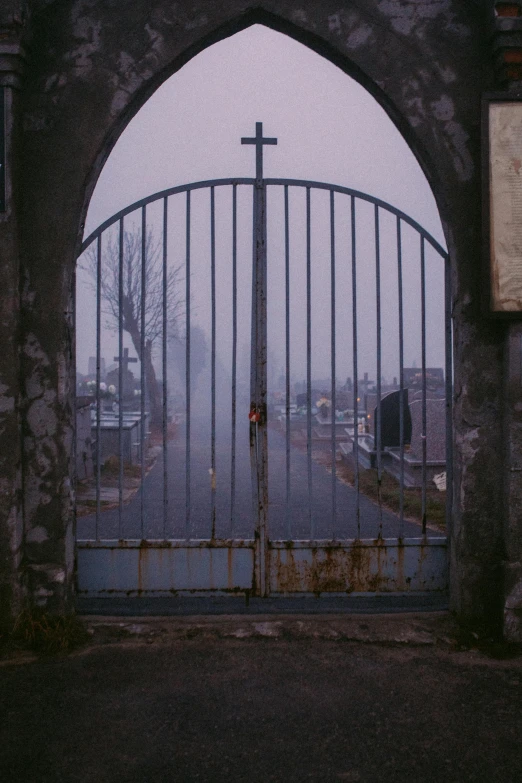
[374,389,411,448]
[386,398,446,487]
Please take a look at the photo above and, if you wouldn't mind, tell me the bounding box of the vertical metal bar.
[351,196,360,539]
[230,185,237,535]
[375,205,383,538]
[118,219,124,539]
[250,177,268,594]
[259,182,269,594]
[185,191,191,537]
[249,186,259,559]
[162,197,168,539]
[140,205,146,539]
[72,252,77,539]
[420,236,427,535]
[284,185,291,540]
[95,234,102,540]
[397,217,405,539]
[444,254,453,538]
[330,189,337,538]
[210,186,217,539]
[250,204,258,409]
[306,187,313,538]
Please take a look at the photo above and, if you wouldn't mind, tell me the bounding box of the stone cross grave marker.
[113,348,138,398]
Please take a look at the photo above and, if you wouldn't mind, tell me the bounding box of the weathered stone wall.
[2,0,521,637]
[0,5,26,629]
[494,2,522,641]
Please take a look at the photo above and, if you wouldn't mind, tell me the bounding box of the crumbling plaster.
[1,0,519,637]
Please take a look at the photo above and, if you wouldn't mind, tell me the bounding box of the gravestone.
[374,389,411,448]
[348,390,411,470]
[385,398,446,487]
[106,348,138,401]
[409,399,446,461]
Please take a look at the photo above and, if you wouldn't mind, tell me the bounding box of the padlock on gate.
[248,403,261,424]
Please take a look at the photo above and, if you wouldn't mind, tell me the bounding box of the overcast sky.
[78,24,446,386]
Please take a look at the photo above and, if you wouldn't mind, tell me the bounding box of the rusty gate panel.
[77,541,255,596]
[268,538,447,594]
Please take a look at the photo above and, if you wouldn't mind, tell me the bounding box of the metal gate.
[75,123,450,599]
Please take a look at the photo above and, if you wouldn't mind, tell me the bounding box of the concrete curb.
[84,611,458,647]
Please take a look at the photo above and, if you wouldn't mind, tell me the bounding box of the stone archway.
[1,1,512,635]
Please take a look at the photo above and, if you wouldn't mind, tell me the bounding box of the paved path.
[78,418,428,541]
[2,614,521,783]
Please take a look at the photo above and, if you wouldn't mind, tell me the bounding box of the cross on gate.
[113,347,138,376]
[241,122,277,184]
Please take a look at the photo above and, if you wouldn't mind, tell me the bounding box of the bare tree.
[169,324,208,395]
[82,226,184,425]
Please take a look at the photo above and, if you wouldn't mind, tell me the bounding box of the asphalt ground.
[2,613,522,783]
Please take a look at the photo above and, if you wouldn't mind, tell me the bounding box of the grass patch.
[102,455,142,478]
[340,459,446,528]
[10,607,90,655]
[80,498,113,508]
[310,449,446,529]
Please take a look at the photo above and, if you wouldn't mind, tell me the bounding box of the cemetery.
[270,372,448,535]
[273,370,447,496]
[75,352,153,515]
[349,390,446,488]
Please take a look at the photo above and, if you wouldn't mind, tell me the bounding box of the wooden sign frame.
[483,92,522,316]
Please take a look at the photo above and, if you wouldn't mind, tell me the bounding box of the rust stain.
[396,541,405,591]
[272,543,396,595]
[137,546,144,593]
[209,548,214,590]
[94,538,253,549]
[417,542,427,588]
[227,547,233,591]
[186,548,192,587]
[109,547,116,591]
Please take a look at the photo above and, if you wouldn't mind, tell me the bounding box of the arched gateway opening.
[74,25,451,605]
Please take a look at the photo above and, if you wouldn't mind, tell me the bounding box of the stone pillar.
[18,76,77,613]
[0,24,24,629]
[491,1,522,640]
[504,325,522,640]
[19,188,77,610]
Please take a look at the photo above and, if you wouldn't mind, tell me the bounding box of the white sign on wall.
[488,100,522,313]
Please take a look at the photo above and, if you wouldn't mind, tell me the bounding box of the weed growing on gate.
[9,607,90,655]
